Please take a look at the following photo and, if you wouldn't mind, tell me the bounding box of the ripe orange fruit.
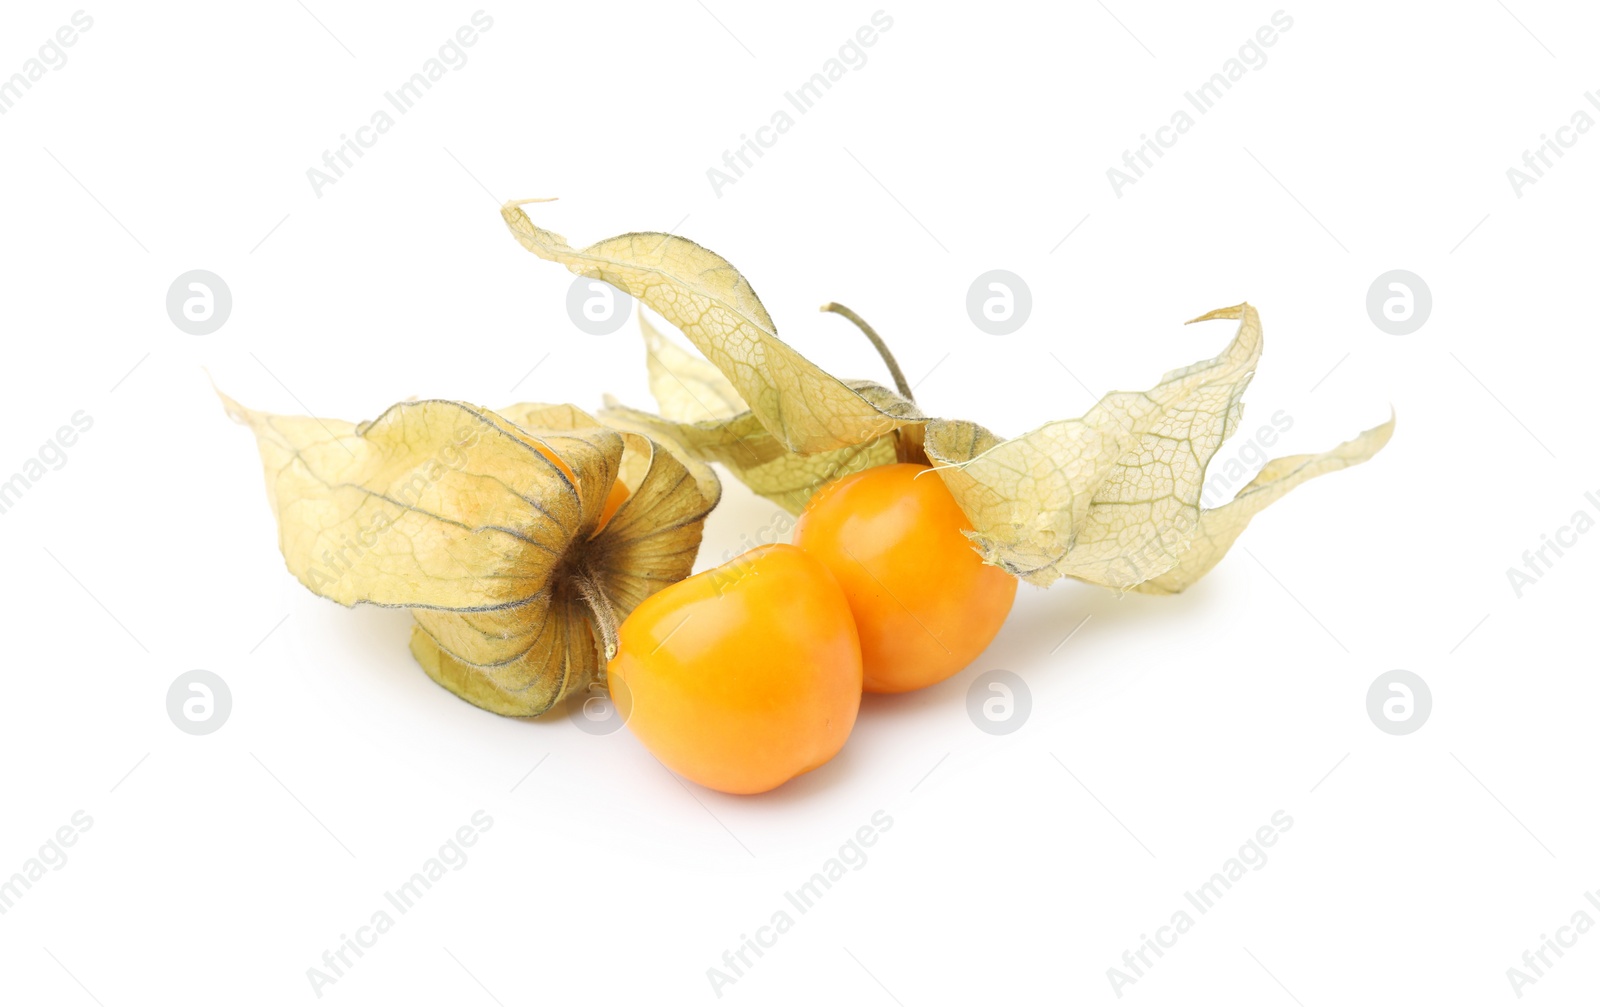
[593,479,629,534]
[607,543,862,794]
[793,463,1017,693]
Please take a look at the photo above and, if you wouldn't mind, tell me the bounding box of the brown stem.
[895,424,928,467]
[570,563,621,662]
[821,302,914,403]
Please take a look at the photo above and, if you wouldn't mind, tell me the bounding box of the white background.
[1,1,1596,1004]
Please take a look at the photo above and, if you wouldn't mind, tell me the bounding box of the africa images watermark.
[1505,92,1600,198]
[0,810,94,916]
[706,809,894,997]
[1200,408,1294,509]
[306,11,495,197]
[299,419,482,593]
[0,410,94,518]
[1086,406,1297,591]
[0,11,94,116]
[706,10,895,197]
[1504,888,1600,998]
[305,810,494,998]
[1106,810,1294,997]
[1106,10,1295,197]
[1504,487,1600,599]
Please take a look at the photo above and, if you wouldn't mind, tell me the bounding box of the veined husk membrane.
[224,394,718,715]
[499,199,1393,595]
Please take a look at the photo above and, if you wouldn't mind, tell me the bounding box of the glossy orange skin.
[793,464,1017,693]
[608,544,862,795]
